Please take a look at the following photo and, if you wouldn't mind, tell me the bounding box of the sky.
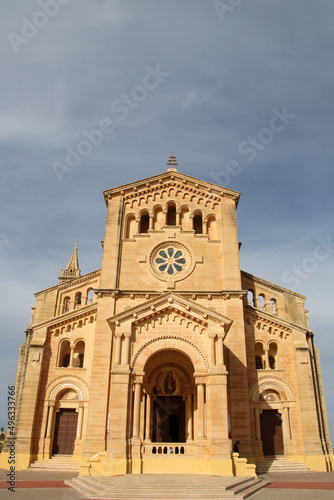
[1,0,334,446]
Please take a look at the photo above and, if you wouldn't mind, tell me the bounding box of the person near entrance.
[233,441,240,454]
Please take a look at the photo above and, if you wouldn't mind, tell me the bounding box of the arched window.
[268,342,278,369]
[258,294,265,310]
[125,214,136,239]
[86,288,94,305]
[154,207,164,230]
[180,207,190,230]
[73,340,85,368]
[75,292,82,309]
[207,216,217,240]
[255,356,263,370]
[247,290,254,306]
[254,342,265,370]
[270,298,277,315]
[58,340,71,367]
[193,213,203,234]
[167,203,176,226]
[140,212,149,233]
[63,297,70,313]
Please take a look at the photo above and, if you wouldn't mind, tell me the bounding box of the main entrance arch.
[143,349,196,444]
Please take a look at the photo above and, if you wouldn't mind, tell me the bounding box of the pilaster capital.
[194,374,207,385]
[143,383,154,394]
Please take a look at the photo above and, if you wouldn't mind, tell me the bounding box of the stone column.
[209,335,216,366]
[283,406,291,439]
[149,215,154,230]
[122,334,131,366]
[76,404,84,439]
[114,334,122,365]
[186,391,193,441]
[176,211,181,225]
[46,401,55,438]
[254,408,261,441]
[196,381,205,439]
[264,346,269,370]
[217,336,224,366]
[144,387,153,442]
[203,220,208,234]
[136,218,140,233]
[132,381,142,438]
[69,344,75,367]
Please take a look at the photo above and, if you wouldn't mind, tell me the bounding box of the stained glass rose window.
[155,247,186,275]
[148,241,195,283]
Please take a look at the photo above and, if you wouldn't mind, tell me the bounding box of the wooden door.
[260,410,284,456]
[152,396,185,443]
[52,409,78,455]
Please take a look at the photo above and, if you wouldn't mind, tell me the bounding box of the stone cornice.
[95,289,246,300]
[103,171,240,207]
[34,269,101,297]
[241,270,306,299]
[244,306,308,335]
[30,303,98,332]
[107,292,233,333]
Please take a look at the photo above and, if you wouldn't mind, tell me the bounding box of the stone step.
[256,457,312,474]
[66,476,269,500]
[27,455,81,472]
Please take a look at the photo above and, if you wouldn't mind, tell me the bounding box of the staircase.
[66,475,269,499]
[27,454,81,472]
[256,456,312,474]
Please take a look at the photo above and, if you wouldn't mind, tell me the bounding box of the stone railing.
[142,443,195,456]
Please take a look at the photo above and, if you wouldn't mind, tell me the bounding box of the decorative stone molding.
[103,171,240,209]
[244,310,291,340]
[248,375,296,402]
[131,335,209,372]
[44,374,90,401]
[108,292,233,334]
[148,241,196,284]
[57,270,101,292]
[48,308,97,336]
[242,270,306,299]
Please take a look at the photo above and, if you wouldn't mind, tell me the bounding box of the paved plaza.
[1,469,334,500]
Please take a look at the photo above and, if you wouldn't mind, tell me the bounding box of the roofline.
[34,269,101,297]
[241,270,306,299]
[103,170,241,207]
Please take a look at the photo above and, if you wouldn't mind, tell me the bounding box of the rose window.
[155,247,186,275]
[148,241,195,283]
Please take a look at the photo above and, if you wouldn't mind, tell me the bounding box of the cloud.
[1,0,334,445]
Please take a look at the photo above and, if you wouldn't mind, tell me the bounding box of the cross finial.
[167,154,178,171]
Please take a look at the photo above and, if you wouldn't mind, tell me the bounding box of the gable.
[107,292,233,337]
[103,170,240,207]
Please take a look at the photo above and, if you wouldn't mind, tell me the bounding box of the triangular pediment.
[103,170,240,207]
[107,292,233,337]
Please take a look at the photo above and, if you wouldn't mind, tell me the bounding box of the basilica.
[1,156,333,476]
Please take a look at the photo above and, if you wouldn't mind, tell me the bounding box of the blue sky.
[1,0,334,445]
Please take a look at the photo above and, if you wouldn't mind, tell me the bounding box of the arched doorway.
[260,409,284,456]
[52,408,78,455]
[52,389,79,455]
[143,350,196,444]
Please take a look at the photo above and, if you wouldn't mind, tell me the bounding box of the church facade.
[1,158,333,476]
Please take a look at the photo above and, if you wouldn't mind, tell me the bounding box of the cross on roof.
[167,154,178,171]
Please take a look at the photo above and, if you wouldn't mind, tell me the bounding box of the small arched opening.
[140,211,150,234]
[167,203,176,226]
[193,212,203,234]
[254,341,265,370]
[125,214,136,239]
[73,340,85,368]
[58,340,71,368]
